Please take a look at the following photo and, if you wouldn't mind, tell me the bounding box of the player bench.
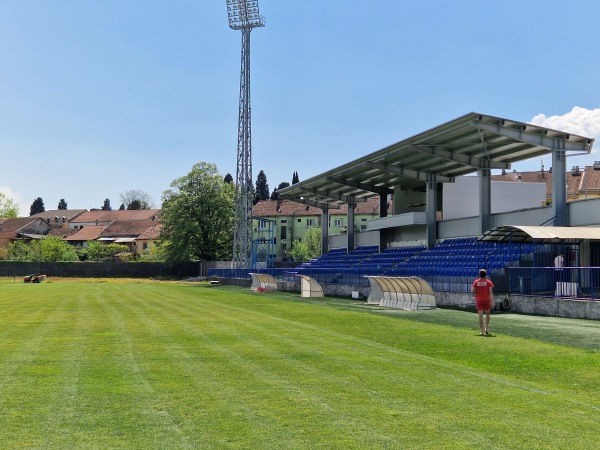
[249,273,278,291]
[365,276,436,310]
[295,274,324,298]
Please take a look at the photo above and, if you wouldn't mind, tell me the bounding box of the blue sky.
[1,0,600,215]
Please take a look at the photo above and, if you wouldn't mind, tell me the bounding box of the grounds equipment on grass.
[23,274,47,283]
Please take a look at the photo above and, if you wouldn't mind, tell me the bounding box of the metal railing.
[507,266,600,300]
[208,266,600,301]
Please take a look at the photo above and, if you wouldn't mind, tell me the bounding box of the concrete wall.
[328,231,384,250]
[258,280,600,320]
[416,291,600,320]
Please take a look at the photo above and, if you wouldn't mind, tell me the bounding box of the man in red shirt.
[472,269,494,335]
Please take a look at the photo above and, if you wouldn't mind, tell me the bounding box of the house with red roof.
[97,218,160,254]
[252,197,387,261]
[68,209,160,230]
[0,217,52,248]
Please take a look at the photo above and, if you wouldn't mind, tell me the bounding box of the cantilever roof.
[480,225,600,244]
[278,112,594,209]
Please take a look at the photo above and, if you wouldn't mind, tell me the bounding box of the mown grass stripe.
[105,285,600,448]
[1,281,600,449]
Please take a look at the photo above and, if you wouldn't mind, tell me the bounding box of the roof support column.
[379,194,388,218]
[321,207,329,255]
[479,167,492,234]
[552,150,568,226]
[378,193,388,252]
[426,181,437,249]
[347,202,355,252]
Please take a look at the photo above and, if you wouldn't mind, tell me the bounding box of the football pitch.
[1,279,599,449]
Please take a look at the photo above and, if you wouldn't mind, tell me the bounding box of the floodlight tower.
[226,0,265,269]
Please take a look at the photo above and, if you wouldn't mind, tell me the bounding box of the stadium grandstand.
[209,112,600,319]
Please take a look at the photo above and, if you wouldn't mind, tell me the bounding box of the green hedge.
[0,261,200,279]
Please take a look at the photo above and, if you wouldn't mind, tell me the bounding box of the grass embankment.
[0,280,599,449]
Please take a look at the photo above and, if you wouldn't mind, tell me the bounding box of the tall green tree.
[101,199,112,211]
[254,170,270,204]
[292,171,300,184]
[160,162,235,262]
[270,182,290,200]
[57,199,68,210]
[290,227,322,263]
[29,197,45,215]
[0,192,19,218]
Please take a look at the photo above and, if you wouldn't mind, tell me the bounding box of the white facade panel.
[443,176,546,221]
[570,198,600,226]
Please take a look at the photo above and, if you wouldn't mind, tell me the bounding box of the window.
[281,226,287,240]
[334,218,343,227]
[306,219,314,227]
[280,219,287,224]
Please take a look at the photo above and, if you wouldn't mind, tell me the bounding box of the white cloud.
[0,186,25,216]
[530,106,600,150]
[526,107,600,170]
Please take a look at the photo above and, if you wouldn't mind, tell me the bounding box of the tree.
[119,189,155,210]
[39,236,78,261]
[290,227,322,263]
[224,173,234,184]
[6,237,77,261]
[57,199,68,210]
[270,182,290,200]
[85,241,129,261]
[0,192,19,218]
[254,170,270,204]
[119,204,126,210]
[138,243,165,262]
[101,199,112,211]
[30,197,45,215]
[5,240,37,261]
[127,199,142,210]
[292,171,300,184]
[160,162,235,262]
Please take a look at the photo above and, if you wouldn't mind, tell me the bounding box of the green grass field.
[1,278,599,449]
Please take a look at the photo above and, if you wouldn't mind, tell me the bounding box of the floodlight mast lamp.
[227,0,265,269]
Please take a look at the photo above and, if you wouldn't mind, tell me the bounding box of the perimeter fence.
[209,266,600,301]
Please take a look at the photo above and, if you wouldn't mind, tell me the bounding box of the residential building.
[252,198,387,261]
[30,209,87,228]
[96,218,160,254]
[0,217,52,248]
[64,226,106,248]
[69,209,160,230]
[136,223,162,255]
